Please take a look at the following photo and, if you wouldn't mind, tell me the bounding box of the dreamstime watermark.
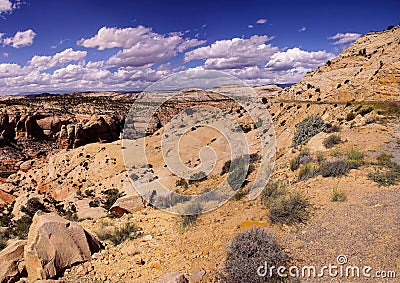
[257,255,397,280]
[122,69,276,215]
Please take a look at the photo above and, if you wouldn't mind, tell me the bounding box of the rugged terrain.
[0,26,399,282]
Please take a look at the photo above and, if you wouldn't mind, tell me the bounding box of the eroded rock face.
[24,212,102,281]
[109,194,145,215]
[0,240,27,283]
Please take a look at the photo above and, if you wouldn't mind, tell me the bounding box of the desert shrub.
[101,189,124,210]
[298,163,319,181]
[84,189,95,197]
[323,134,341,149]
[357,106,374,116]
[221,153,259,175]
[197,189,223,203]
[319,159,350,177]
[21,197,48,217]
[97,221,138,246]
[331,188,347,202]
[65,210,79,221]
[346,112,356,121]
[347,148,364,161]
[292,115,326,146]
[181,201,203,227]
[0,231,9,250]
[290,149,312,171]
[12,215,33,239]
[188,171,207,184]
[368,169,398,186]
[368,154,400,186]
[225,227,287,283]
[326,124,340,133]
[260,181,286,207]
[316,151,325,164]
[268,191,310,225]
[227,162,247,191]
[232,189,247,201]
[175,178,188,189]
[154,192,190,209]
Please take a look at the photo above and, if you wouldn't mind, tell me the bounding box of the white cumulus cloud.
[256,19,267,24]
[2,29,36,48]
[328,32,361,45]
[184,35,278,69]
[29,48,87,71]
[0,0,12,15]
[265,47,335,71]
[77,26,205,68]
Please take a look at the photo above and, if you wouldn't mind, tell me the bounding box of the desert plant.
[357,106,374,116]
[347,148,364,161]
[368,169,398,186]
[346,112,356,121]
[12,215,33,239]
[175,178,188,189]
[292,115,327,146]
[227,162,247,191]
[316,151,325,164]
[101,189,124,210]
[188,171,207,184]
[154,192,191,209]
[331,188,347,202]
[181,201,203,227]
[322,134,341,149]
[260,181,286,207]
[20,197,48,217]
[298,163,319,181]
[225,227,287,283]
[319,159,350,177]
[290,149,312,171]
[326,124,340,133]
[0,231,9,250]
[96,220,138,246]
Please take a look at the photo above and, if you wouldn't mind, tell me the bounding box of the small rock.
[189,269,206,282]
[149,261,163,270]
[157,272,188,283]
[143,234,153,241]
[133,255,145,265]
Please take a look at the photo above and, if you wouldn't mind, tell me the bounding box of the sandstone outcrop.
[24,212,102,281]
[0,240,27,283]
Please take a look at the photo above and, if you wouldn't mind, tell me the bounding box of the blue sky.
[0,0,398,95]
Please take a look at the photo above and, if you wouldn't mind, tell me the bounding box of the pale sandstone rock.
[0,240,27,283]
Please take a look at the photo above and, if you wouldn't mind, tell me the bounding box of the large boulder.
[0,240,27,283]
[24,212,102,281]
[109,194,145,215]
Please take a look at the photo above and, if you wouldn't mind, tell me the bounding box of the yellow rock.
[149,261,162,270]
[239,220,269,231]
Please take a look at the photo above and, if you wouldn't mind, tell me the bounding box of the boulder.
[0,240,27,283]
[75,199,107,221]
[109,194,145,215]
[24,212,102,281]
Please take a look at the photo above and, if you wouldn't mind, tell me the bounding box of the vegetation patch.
[331,188,347,202]
[261,181,311,225]
[96,220,139,246]
[323,134,341,149]
[290,149,312,171]
[225,227,287,282]
[368,154,400,186]
[292,115,326,146]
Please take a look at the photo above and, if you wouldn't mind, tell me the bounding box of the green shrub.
[260,181,286,206]
[225,227,287,283]
[347,148,364,161]
[320,159,350,177]
[181,201,203,227]
[368,170,397,186]
[346,112,356,121]
[331,188,347,202]
[175,178,188,189]
[368,154,400,186]
[290,149,312,171]
[154,192,190,209]
[0,232,9,250]
[298,163,319,181]
[97,221,138,246]
[316,151,325,164]
[12,215,33,239]
[232,189,247,201]
[357,106,374,116]
[188,171,207,184]
[322,134,341,149]
[292,115,327,146]
[268,191,310,225]
[21,197,48,217]
[101,189,124,210]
